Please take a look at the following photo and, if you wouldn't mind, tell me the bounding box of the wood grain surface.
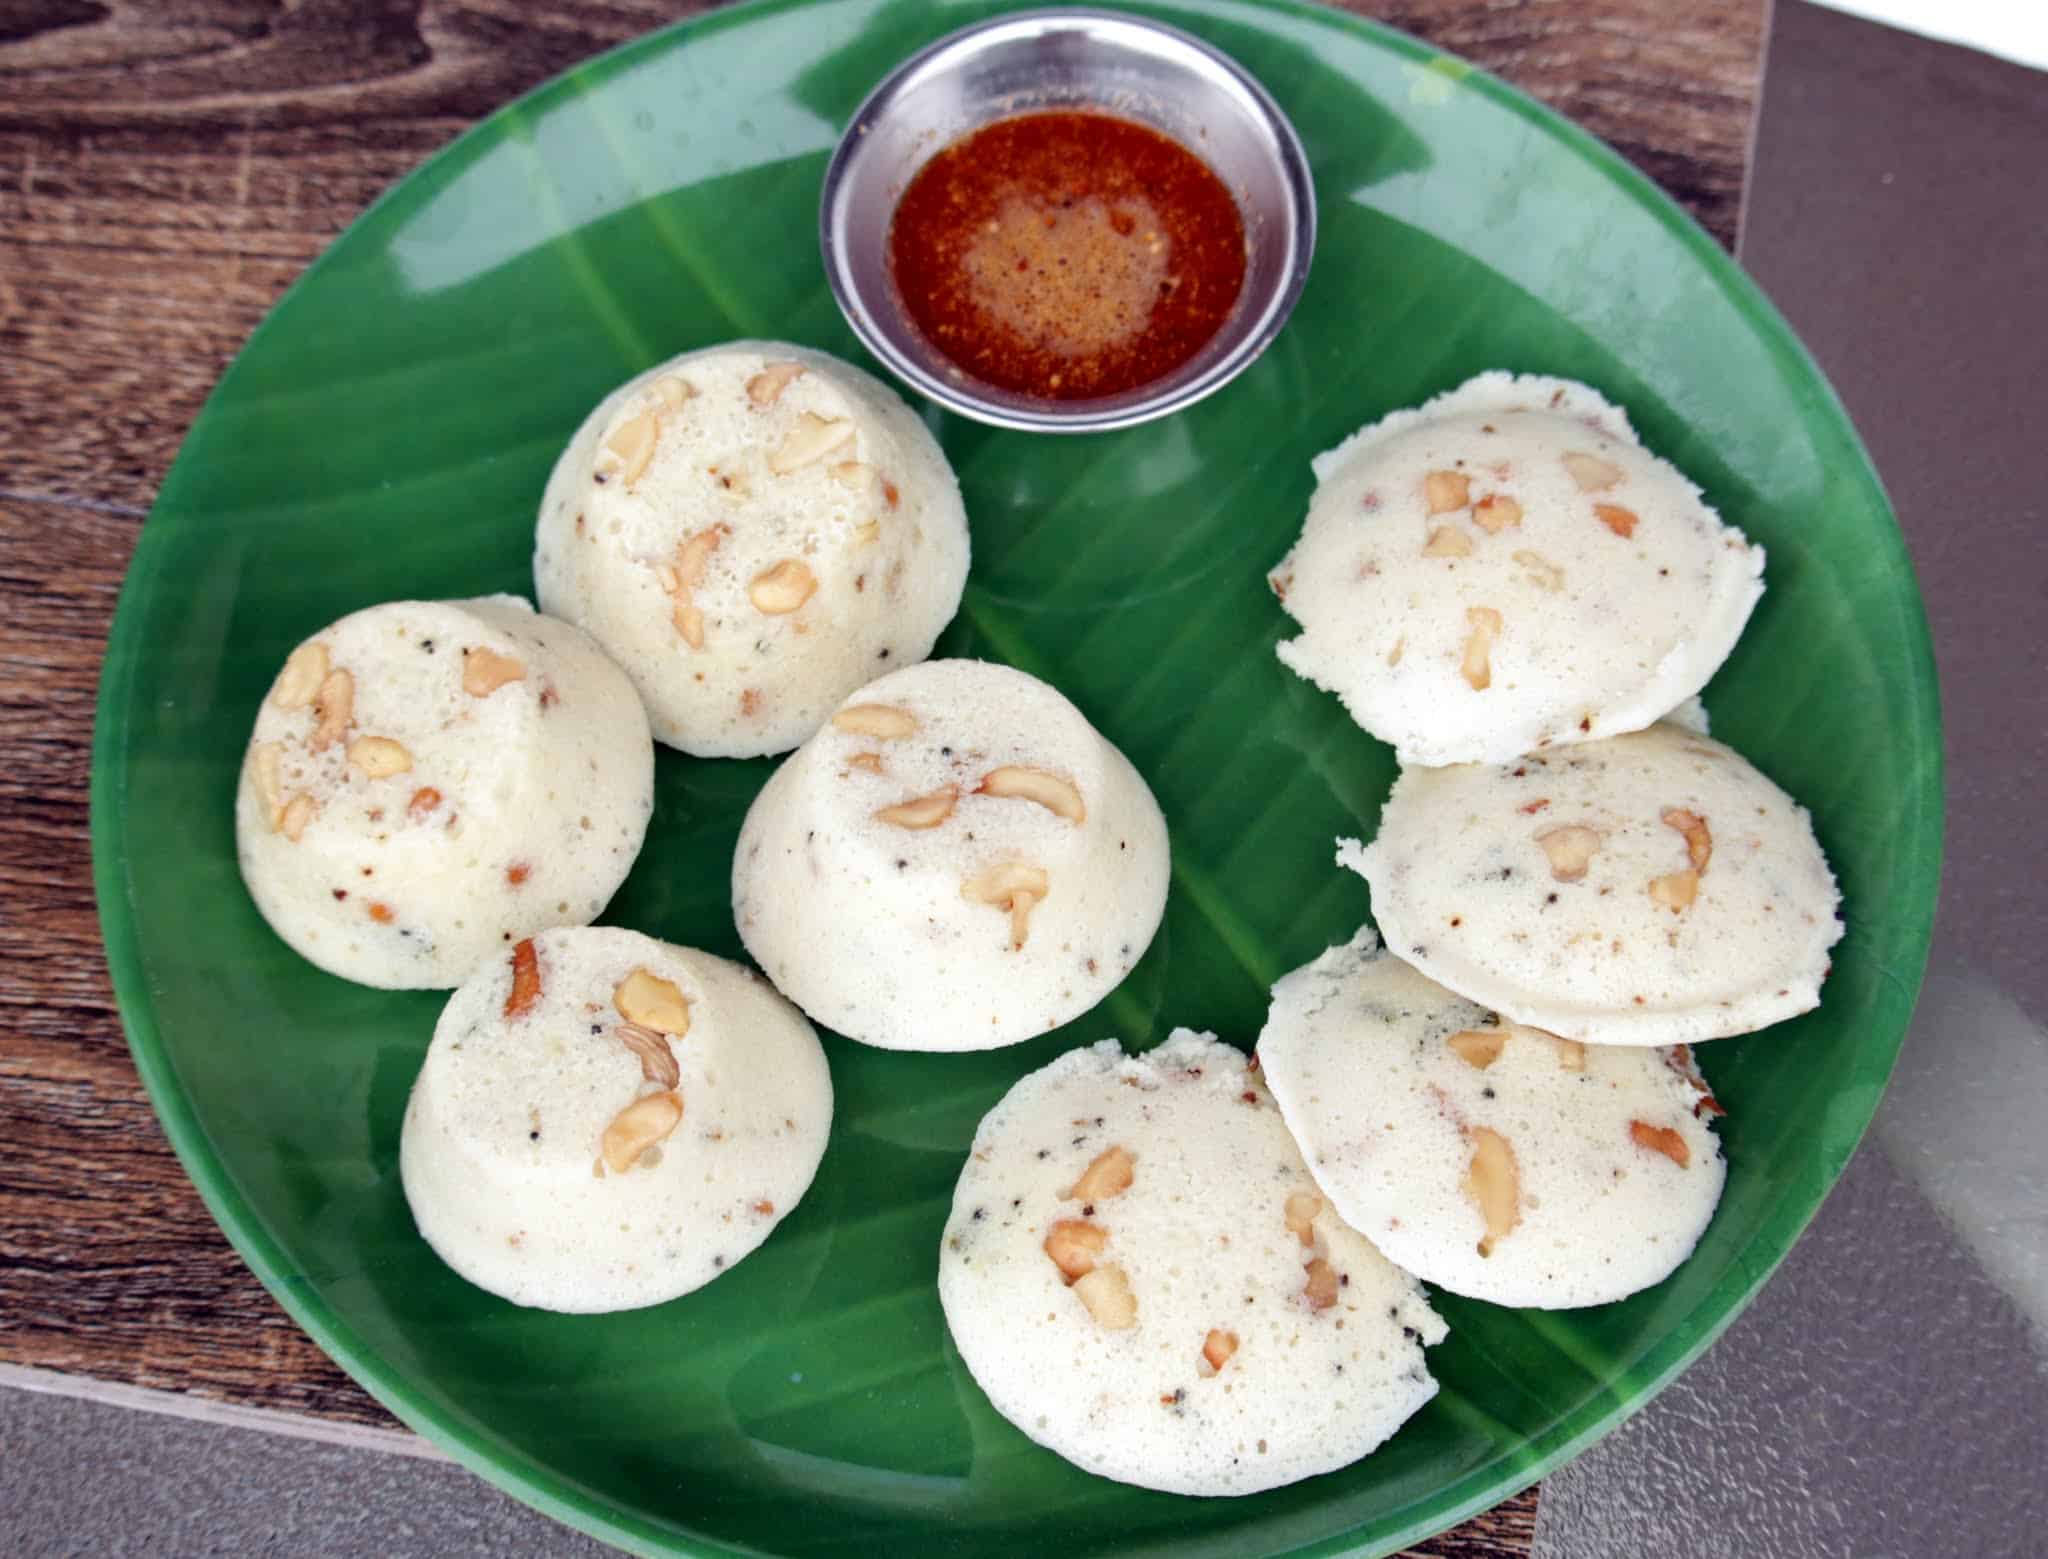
[0,1,1764,1552]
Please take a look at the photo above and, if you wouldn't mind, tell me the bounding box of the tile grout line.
[1732,0,1779,262]
[0,1362,450,1463]
[0,488,152,518]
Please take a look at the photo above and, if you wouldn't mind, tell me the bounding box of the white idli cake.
[1268,373,1764,766]
[400,927,832,1312]
[731,659,1170,1051]
[533,341,970,758]
[1259,930,1727,1308]
[1346,722,1842,1045]
[938,1030,1446,1496]
[234,595,653,989]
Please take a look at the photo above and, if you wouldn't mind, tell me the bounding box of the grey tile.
[1530,1120,2048,1559]
[1534,5,2048,1555]
[1734,1,2048,1018]
[0,1386,612,1558]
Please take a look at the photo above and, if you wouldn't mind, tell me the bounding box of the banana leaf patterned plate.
[91,0,1942,1552]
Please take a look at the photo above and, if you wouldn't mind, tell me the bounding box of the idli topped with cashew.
[234,595,652,989]
[1346,722,1842,1046]
[534,341,969,758]
[1268,372,1764,767]
[401,926,831,1312]
[732,659,1169,1051]
[1258,930,1727,1309]
[938,1029,1445,1496]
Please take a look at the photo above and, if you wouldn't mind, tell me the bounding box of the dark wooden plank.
[1413,1488,1539,1556]
[0,0,714,511]
[0,0,1761,509]
[0,493,386,1423]
[1379,0,1761,233]
[0,2,1761,1550]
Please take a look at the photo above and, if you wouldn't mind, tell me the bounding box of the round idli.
[938,1030,1446,1496]
[400,926,832,1312]
[534,341,969,757]
[1268,372,1764,766]
[1345,722,1842,1044]
[732,659,1170,1051]
[234,594,652,989]
[1259,930,1727,1308]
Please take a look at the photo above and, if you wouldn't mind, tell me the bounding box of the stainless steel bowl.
[819,8,1316,434]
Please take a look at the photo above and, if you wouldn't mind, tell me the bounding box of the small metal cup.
[819,7,1316,433]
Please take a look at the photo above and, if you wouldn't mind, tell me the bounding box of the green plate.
[91,0,1942,1552]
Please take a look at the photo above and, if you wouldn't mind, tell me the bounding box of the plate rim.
[88,0,1945,1553]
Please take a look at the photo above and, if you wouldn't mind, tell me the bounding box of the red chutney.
[888,111,1248,400]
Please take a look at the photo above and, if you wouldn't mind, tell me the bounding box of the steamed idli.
[400,926,832,1311]
[1259,930,1727,1308]
[938,1030,1445,1495]
[732,659,1169,1051]
[234,595,652,989]
[1268,372,1764,766]
[1346,722,1842,1044]
[534,341,969,757]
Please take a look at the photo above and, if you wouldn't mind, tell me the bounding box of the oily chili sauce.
[888,111,1248,400]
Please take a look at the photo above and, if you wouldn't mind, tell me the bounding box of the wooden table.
[0,2,1764,1551]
